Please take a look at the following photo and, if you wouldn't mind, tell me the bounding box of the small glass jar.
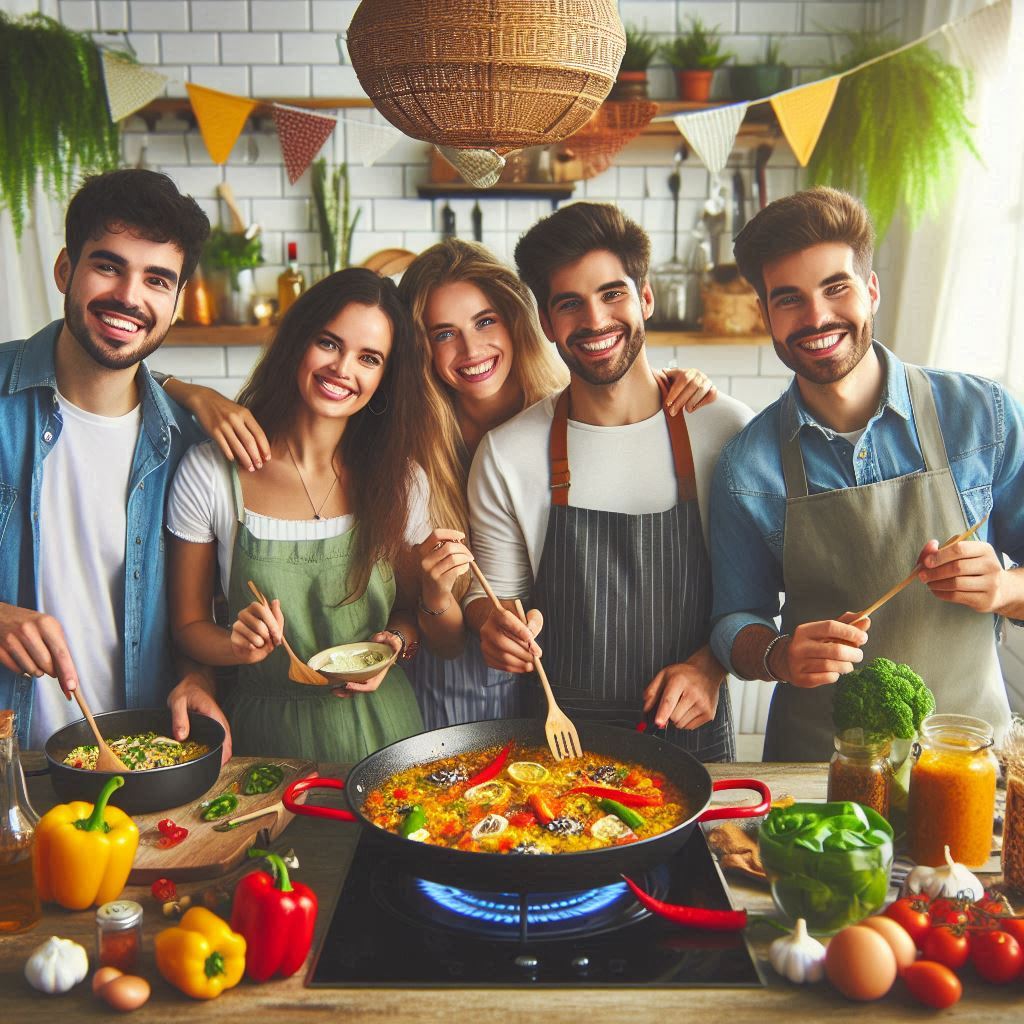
[1001,716,1024,892]
[908,714,998,867]
[95,900,143,972]
[827,730,892,818]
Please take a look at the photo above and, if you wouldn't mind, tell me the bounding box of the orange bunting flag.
[770,77,841,167]
[186,83,258,164]
[272,104,338,184]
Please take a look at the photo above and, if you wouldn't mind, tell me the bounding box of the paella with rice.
[363,742,692,854]
[63,731,210,771]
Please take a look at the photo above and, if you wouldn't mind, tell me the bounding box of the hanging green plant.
[806,31,979,240]
[0,12,121,240]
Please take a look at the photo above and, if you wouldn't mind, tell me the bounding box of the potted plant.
[610,24,659,100]
[202,227,264,324]
[658,17,733,102]
[730,37,793,101]
[312,158,362,275]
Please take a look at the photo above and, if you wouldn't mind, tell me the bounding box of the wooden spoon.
[246,580,329,686]
[71,688,130,772]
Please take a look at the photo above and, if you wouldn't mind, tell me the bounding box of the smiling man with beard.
[464,202,752,762]
[709,187,1024,761]
[0,168,232,756]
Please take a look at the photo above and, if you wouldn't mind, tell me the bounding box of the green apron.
[223,468,423,762]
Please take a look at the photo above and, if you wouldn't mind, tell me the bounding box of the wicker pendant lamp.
[346,0,626,155]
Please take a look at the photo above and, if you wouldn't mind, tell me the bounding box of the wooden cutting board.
[127,757,317,884]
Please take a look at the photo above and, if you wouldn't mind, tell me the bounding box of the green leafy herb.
[620,25,659,72]
[202,226,263,291]
[658,17,734,71]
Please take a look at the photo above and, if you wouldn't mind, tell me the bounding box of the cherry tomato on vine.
[997,918,1024,946]
[920,926,970,970]
[884,896,932,946]
[929,898,970,929]
[150,877,177,902]
[902,961,962,1009]
[970,929,1023,984]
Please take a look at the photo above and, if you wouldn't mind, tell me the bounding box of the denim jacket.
[709,342,1024,673]
[0,321,203,746]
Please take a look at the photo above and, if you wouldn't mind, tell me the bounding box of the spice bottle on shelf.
[1001,716,1024,892]
[96,900,144,972]
[908,714,998,868]
[0,709,41,934]
[276,241,305,320]
[827,729,892,819]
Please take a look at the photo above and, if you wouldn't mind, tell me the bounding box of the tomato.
[974,895,1011,919]
[884,897,932,946]
[970,929,1024,984]
[920,926,969,970]
[929,898,970,929]
[998,918,1024,946]
[508,810,536,828]
[902,961,962,1009]
[150,877,177,902]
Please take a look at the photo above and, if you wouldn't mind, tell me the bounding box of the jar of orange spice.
[908,714,998,868]
[1001,716,1024,892]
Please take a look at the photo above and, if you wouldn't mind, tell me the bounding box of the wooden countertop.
[4,757,1016,1022]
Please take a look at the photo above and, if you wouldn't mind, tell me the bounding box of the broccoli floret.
[832,657,936,741]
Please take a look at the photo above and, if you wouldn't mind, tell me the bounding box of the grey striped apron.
[762,364,1009,762]
[530,377,735,763]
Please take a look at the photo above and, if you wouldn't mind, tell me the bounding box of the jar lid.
[96,900,144,930]
[919,713,994,751]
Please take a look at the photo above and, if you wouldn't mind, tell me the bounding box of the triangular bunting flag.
[436,146,506,188]
[272,104,338,184]
[770,77,841,166]
[942,0,1011,71]
[673,103,749,174]
[101,51,168,122]
[186,83,258,165]
[339,116,403,167]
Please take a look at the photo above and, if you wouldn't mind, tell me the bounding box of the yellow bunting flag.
[102,51,168,122]
[770,76,841,166]
[186,83,258,165]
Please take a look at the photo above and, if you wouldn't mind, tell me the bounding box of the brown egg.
[91,966,123,995]
[859,915,917,972]
[100,973,151,1012]
[824,925,898,1001]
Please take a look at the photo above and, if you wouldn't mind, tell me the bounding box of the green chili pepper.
[201,793,240,821]
[243,763,285,796]
[597,797,645,831]
[400,803,426,838]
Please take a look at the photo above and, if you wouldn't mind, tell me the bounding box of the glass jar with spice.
[827,730,892,819]
[908,714,998,868]
[1001,716,1024,892]
[96,900,143,972]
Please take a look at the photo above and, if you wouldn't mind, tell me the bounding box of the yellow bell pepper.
[155,906,246,999]
[33,775,138,910]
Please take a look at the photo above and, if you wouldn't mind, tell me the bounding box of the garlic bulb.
[24,936,89,994]
[902,844,984,902]
[769,918,826,984]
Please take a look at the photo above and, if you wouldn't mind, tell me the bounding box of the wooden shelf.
[417,183,575,202]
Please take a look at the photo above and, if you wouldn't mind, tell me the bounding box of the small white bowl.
[308,641,398,684]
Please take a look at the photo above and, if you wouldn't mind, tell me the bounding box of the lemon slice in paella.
[464,780,511,804]
[506,761,550,785]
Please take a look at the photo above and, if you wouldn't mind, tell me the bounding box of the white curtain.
[877,1,1023,396]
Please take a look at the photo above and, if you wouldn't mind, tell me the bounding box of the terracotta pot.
[675,69,714,102]
[609,70,649,101]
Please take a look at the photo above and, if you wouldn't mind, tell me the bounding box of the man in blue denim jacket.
[0,168,232,755]
[709,187,1024,760]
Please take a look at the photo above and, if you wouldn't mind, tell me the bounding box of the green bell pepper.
[202,793,240,821]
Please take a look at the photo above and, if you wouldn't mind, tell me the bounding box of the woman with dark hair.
[165,268,432,761]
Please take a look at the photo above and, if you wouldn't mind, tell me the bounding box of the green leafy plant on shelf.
[202,227,264,291]
[807,30,979,240]
[0,12,121,240]
[658,16,733,70]
[620,25,659,72]
[312,158,362,274]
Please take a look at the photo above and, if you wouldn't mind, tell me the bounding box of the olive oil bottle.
[277,241,306,320]
[0,710,40,933]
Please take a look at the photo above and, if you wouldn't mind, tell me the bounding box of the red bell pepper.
[230,848,318,981]
[564,785,663,807]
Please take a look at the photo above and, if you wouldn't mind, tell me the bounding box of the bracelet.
[382,627,418,661]
[762,632,791,682]
[417,596,451,617]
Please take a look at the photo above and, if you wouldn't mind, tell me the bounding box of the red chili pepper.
[464,741,514,788]
[151,877,177,902]
[157,818,177,835]
[230,848,318,982]
[157,825,189,849]
[565,785,664,807]
[622,876,748,931]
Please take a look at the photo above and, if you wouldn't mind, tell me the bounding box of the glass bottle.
[276,241,306,320]
[827,729,892,819]
[908,714,998,867]
[96,900,144,972]
[1001,716,1024,892]
[0,709,41,933]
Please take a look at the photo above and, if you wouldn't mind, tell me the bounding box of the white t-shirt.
[30,393,142,748]
[166,440,433,596]
[465,392,753,605]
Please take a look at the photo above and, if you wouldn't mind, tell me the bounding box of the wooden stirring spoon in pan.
[71,688,130,772]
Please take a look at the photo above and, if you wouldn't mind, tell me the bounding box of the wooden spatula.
[72,688,129,772]
[246,580,328,685]
[847,513,991,622]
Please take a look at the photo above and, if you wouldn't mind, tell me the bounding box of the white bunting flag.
[435,146,506,189]
[339,116,404,167]
[942,0,1011,71]
[673,103,749,174]
[102,51,168,122]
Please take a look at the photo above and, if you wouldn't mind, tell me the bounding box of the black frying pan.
[34,708,225,815]
[284,718,769,892]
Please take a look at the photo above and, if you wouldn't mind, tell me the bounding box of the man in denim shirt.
[0,169,232,755]
[709,188,1024,760]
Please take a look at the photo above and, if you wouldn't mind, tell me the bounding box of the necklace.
[286,441,340,520]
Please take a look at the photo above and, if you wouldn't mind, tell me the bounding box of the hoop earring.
[368,392,389,416]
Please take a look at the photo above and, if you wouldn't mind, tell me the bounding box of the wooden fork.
[246,580,328,686]
[72,688,130,772]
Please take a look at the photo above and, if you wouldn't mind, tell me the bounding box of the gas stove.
[308,828,763,988]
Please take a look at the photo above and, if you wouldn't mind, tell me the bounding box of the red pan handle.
[697,779,772,822]
[283,775,357,822]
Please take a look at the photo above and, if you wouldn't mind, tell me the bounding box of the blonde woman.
[398,239,715,728]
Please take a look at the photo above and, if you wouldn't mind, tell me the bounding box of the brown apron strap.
[548,376,698,506]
